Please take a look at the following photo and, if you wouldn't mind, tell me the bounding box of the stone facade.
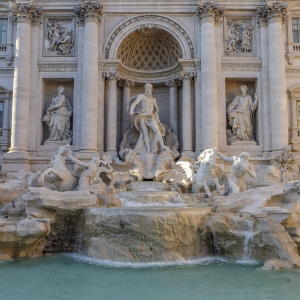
[0,0,300,172]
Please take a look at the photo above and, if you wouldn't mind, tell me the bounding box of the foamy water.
[67,253,259,268]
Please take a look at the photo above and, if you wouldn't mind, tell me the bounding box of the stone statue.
[227,85,258,143]
[226,21,253,54]
[44,20,74,56]
[67,154,102,190]
[39,145,77,192]
[217,151,256,195]
[129,83,168,154]
[42,86,72,144]
[192,149,224,197]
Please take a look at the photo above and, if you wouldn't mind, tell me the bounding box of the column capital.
[257,1,288,24]
[119,80,135,87]
[180,71,196,81]
[10,1,42,23]
[196,1,223,22]
[104,72,119,81]
[165,79,181,87]
[75,0,103,22]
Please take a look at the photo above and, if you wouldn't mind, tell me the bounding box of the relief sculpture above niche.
[43,17,75,56]
[225,18,254,55]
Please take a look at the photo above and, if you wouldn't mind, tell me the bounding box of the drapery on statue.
[227,85,258,143]
[42,86,72,144]
[129,83,168,154]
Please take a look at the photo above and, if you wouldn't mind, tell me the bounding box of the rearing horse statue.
[40,145,77,191]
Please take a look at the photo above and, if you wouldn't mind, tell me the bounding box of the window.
[293,18,300,43]
[0,101,4,128]
[0,19,7,45]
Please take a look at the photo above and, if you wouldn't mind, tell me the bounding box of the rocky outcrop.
[0,217,50,261]
[80,207,212,262]
[22,187,98,219]
[251,218,300,268]
[0,180,28,208]
[205,213,253,258]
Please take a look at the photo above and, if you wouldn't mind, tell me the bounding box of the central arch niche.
[116,26,184,83]
[117,27,183,73]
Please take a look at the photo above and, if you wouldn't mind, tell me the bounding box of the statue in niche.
[129,83,168,154]
[44,20,74,56]
[42,86,72,144]
[227,85,258,144]
[217,151,256,195]
[226,21,253,54]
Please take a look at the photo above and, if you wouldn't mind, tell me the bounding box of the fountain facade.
[1,0,300,271]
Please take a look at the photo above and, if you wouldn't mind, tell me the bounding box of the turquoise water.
[1,255,300,300]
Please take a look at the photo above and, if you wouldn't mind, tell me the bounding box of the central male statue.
[129,83,168,154]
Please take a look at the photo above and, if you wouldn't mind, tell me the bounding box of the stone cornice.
[75,0,103,22]
[196,1,223,22]
[10,1,42,23]
[257,1,288,23]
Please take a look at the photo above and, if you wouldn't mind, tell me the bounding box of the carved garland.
[104,14,195,59]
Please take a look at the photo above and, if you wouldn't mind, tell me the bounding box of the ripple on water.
[67,253,260,268]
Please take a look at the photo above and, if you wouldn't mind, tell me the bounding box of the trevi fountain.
[1,0,300,299]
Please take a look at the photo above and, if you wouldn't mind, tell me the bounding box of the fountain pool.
[1,255,300,300]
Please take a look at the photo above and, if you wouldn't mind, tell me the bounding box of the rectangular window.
[0,101,4,128]
[0,19,8,44]
[293,18,300,43]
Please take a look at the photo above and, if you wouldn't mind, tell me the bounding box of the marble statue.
[217,151,256,194]
[227,85,258,144]
[44,20,74,56]
[42,86,72,144]
[226,21,253,54]
[192,149,224,197]
[129,83,168,154]
[67,154,102,190]
[40,145,77,192]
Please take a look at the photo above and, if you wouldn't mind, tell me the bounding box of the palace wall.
[0,0,300,173]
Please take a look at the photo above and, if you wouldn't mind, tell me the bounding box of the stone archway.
[104,14,195,60]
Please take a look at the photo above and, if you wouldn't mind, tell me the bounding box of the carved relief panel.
[43,17,75,57]
[224,18,254,56]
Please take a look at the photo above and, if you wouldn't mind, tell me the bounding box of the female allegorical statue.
[227,84,258,143]
[43,86,72,144]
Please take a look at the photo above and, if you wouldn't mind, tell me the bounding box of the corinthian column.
[9,2,41,155]
[76,1,102,153]
[105,72,118,155]
[166,80,180,137]
[122,80,135,133]
[180,72,195,154]
[257,2,289,151]
[197,2,223,150]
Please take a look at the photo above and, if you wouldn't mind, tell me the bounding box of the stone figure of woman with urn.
[42,86,72,144]
[227,84,258,144]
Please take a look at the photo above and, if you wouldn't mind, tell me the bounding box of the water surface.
[0,255,300,300]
